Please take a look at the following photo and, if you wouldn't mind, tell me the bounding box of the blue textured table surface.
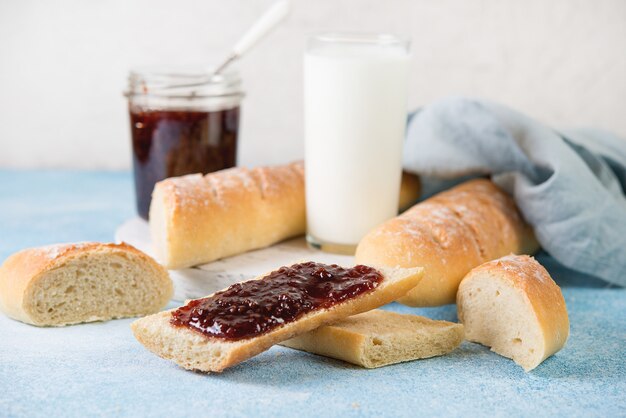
[0,170,624,418]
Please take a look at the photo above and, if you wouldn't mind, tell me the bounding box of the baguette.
[355,179,539,307]
[131,263,423,372]
[150,162,306,270]
[398,172,421,211]
[150,162,421,269]
[0,242,172,326]
[456,254,569,371]
[281,309,464,368]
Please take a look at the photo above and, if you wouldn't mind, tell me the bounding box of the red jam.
[170,262,383,340]
[130,108,239,219]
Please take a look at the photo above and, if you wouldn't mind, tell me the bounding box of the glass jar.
[125,68,244,220]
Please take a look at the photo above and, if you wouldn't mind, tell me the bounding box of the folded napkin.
[403,97,626,287]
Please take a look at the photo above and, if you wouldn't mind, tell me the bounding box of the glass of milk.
[304,32,410,254]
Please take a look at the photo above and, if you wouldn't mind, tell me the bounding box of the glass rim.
[309,31,410,47]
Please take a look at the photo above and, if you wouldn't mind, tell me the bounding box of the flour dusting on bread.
[457,254,569,371]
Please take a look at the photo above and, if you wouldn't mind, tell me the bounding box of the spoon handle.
[233,0,290,57]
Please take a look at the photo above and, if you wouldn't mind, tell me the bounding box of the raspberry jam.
[130,108,239,219]
[170,262,383,340]
[126,68,243,220]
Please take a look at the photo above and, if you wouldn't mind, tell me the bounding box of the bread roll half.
[0,242,172,326]
[457,254,569,371]
[356,179,539,307]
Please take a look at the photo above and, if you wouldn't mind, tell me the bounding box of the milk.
[304,35,410,250]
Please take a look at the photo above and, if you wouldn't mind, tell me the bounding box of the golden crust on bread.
[457,254,569,371]
[0,242,172,326]
[356,179,539,306]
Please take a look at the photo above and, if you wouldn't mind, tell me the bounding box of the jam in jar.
[126,68,244,219]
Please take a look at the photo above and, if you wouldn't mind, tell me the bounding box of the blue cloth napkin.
[403,97,626,287]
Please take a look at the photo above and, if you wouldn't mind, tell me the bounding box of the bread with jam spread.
[0,242,172,326]
[131,262,423,372]
[355,179,539,307]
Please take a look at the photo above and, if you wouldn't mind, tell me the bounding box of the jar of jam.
[125,68,244,219]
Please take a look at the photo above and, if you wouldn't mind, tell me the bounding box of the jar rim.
[125,66,243,99]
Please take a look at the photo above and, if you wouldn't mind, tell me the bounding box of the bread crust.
[150,162,306,269]
[0,242,172,326]
[398,172,421,211]
[131,265,424,372]
[281,309,464,368]
[355,179,539,306]
[457,254,569,371]
[150,161,422,269]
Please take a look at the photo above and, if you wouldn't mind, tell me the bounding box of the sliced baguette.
[356,179,539,307]
[150,162,306,270]
[131,264,424,372]
[0,242,172,326]
[457,254,569,371]
[281,309,464,368]
[399,172,421,211]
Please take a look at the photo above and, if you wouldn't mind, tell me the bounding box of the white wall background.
[0,0,624,169]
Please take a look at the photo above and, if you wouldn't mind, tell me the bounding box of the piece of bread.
[456,254,569,371]
[0,242,173,326]
[355,179,539,307]
[150,162,306,270]
[150,161,421,270]
[281,309,464,368]
[131,264,424,372]
[398,172,421,211]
